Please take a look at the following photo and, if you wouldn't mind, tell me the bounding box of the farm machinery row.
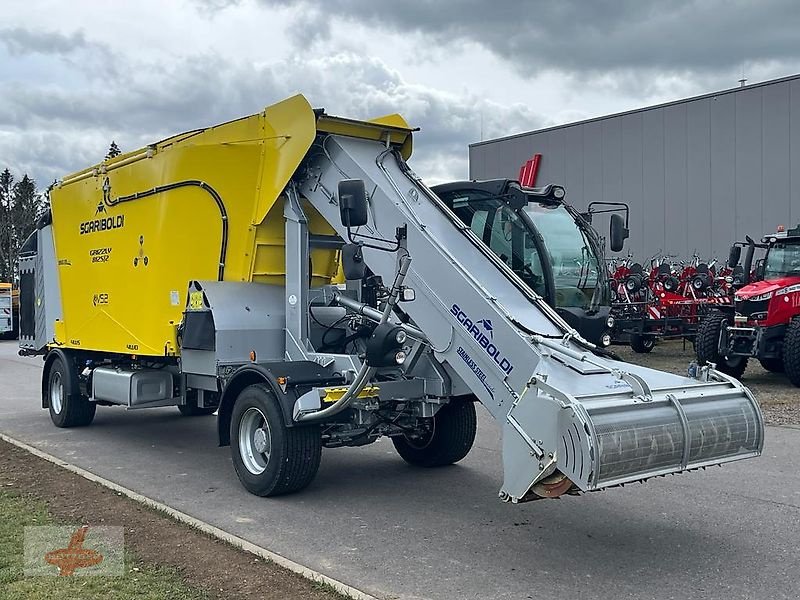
[607,252,739,352]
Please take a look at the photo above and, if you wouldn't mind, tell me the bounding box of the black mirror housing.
[609,213,629,253]
[728,245,741,268]
[341,243,367,280]
[338,179,369,228]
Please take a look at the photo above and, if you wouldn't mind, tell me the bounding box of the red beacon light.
[777,224,786,232]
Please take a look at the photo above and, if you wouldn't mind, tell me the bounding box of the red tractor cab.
[696,224,800,384]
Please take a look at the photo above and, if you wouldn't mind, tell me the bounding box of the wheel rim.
[644,338,655,349]
[50,371,64,415]
[404,419,435,450]
[238,407,272,475]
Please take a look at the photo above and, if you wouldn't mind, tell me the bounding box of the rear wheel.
[783,319,800,387]
[629,334,655,353]
[230,384,321,496]
[47,354,96,428]
[696,312,748,379]
[758,357,785,373]
[392,398,477,467]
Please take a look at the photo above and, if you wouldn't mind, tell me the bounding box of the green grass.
[0,491,208,599]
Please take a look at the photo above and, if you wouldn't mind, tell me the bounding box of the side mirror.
[728,245,741,268]
[341,243,367,280]
[338,179,369,228]
[755,259,765,281]
[609,213,629,253]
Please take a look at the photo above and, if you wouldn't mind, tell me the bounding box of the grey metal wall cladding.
[469,74,800,260]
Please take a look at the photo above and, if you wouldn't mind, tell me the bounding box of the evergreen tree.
[0,170,42,282]
[105,141,121,160]
[0,169,14,281]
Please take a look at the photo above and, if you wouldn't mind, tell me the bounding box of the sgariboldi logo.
[80,214,124,236]
[450,303,514,375]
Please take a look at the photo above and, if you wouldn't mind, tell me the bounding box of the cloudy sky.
[1,0,799,188]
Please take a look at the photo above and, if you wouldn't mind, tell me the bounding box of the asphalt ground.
[1,339,799,600]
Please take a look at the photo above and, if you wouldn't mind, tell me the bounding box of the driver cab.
[438,188,548,299]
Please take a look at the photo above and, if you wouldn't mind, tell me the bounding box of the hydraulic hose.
[295,255,412,422]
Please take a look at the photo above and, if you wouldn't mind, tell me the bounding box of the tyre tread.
[393,399,477,467]
[783,319,800,387]
[696,312,747,378]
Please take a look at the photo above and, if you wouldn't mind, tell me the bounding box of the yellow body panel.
[49,95,413,357]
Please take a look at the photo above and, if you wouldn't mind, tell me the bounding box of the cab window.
[443,190,547,297]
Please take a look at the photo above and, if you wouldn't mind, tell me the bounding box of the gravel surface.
[615,340,800,426]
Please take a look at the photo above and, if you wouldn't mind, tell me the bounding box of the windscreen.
[764,241,800,279]
[523,203,602,308]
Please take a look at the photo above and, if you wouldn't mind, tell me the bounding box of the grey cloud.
[189,0,244,14]
[1,27,90,56]
[0,49,542,186]
[0,27,118,81]
[262,1,800,77]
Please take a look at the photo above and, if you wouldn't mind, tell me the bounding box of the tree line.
[0,169,44,283]
[0,141,122,283]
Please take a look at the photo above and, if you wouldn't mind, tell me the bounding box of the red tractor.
[696,224,800,384]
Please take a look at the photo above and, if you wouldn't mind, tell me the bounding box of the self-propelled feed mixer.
[19,95,763,502]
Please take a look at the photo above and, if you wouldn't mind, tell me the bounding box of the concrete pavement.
[1,340,799,599]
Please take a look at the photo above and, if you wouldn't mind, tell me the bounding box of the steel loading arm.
[295,133,764,502]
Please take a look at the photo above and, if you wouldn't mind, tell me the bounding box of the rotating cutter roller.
[501,339,763,501]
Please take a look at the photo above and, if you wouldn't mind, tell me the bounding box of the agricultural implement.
[18,94,763,502]
[610,254,732,352]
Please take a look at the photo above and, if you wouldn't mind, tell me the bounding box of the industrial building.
[469,74,800,260]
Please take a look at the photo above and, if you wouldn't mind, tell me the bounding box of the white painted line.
[0,432,380,600]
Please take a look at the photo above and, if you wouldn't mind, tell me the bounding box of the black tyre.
[663,276,679,292]
[758,357,784,373]
[624,275,642,293]
[696,312,748,379]
[783,319,800,387]
[629,334,655,353]
[230,384,321,496]
[47,354,96,428]
[177,390,218,416]
[392,398,477,467]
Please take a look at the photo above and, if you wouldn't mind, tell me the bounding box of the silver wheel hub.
[238,407,272,475]
[253,428,268,453]
[50,371,64,415]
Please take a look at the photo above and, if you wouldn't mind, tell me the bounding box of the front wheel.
[629,334,655,353]
[696,312,748,379]
[47,354,96,428]
[392,398,477,467]
[783,319,800,387]
[230,384,321,496]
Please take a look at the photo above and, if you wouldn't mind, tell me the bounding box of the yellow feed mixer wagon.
[18,95,763,501]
